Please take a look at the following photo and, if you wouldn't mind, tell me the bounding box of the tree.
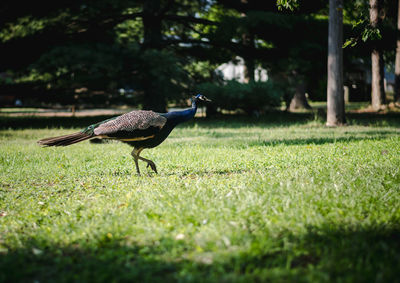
[0,0,217,111]
[289,76,311,111]
[395,0,400,104]
[326,0,345,126]
[215,0,327,111]
[369,0,386,110]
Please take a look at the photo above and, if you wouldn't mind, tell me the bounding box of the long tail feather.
[37,132,92,147]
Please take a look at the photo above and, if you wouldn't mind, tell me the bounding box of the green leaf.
[276,0,299,11]
[343,38,357,48]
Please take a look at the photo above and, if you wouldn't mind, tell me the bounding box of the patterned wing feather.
[94,110,167,138]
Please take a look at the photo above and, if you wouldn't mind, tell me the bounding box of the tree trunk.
[141,0,167,112]
[370,0,386,110]
[327,0,345,126]
[394,0,400,104]
[289,81,312,111]
[242,32,255,83]
[240,0,255,83]
[143,0,162,49]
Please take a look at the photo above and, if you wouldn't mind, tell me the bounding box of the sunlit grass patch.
[1,116,399,282]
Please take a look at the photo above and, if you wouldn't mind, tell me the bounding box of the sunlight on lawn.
[0,114,399,282]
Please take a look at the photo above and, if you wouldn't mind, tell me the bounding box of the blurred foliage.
[343,0,397,49]
[0,0,397,111]
[0,0,216,110]
[276,0,299,11]
[197,80,283,114]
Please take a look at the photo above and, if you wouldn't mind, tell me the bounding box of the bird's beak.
[202,97,212,102]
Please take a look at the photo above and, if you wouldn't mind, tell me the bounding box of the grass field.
[1,112,400,282]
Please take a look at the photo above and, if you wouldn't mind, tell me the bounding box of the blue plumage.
[38,94,211,175]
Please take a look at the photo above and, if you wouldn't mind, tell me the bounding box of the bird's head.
[193,94,212,103]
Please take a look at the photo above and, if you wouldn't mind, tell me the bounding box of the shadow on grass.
[0,111,314,130]
[1,111,400,130]
[250,133,399,147]
[346,112,400,127]
[1,224,399,282]
[0,115,118,130]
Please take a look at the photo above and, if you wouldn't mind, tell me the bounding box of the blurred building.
[216,56,268,83]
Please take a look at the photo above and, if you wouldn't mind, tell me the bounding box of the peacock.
[38,94,211,175]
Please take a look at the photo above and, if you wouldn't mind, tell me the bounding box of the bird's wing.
[93,110,167,140]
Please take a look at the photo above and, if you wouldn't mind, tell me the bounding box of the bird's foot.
[146,161,158,174]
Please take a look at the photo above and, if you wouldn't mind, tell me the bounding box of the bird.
[37,94,211,175]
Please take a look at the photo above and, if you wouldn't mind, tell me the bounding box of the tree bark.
[327,0,345,126]
[141,0,167,112]
[370,0,386,110]
[240,0,255,83]
[242,32,255,83]
[143,0,162,49]
[394,0,400,104]
[289,81,312,111]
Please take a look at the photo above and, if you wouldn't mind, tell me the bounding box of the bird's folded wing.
[93,110,167,139]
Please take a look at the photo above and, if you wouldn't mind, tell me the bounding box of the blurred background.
[0,0,398,115]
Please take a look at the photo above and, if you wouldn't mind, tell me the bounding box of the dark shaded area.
[0,115,118,130]
[1,111,400,130]
[1,0,397,113]
[251,133,399,147]
[1,224,399,282]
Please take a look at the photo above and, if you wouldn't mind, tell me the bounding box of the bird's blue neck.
[164,100,198,125]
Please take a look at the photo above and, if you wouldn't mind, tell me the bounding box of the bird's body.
[38,94,211,174]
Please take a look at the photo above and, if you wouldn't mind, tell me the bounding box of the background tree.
[211,0,327,111]
[1,0,397,116]
[395,0,400,104]
[0,0,216,111]
[369,0,386,110]
[327,0,345,126]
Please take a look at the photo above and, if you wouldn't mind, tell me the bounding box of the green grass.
[1,112,400,282]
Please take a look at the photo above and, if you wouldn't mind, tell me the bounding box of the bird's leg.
[131,148,158,174]
[131,148,143,175]
[138,156,158,174]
